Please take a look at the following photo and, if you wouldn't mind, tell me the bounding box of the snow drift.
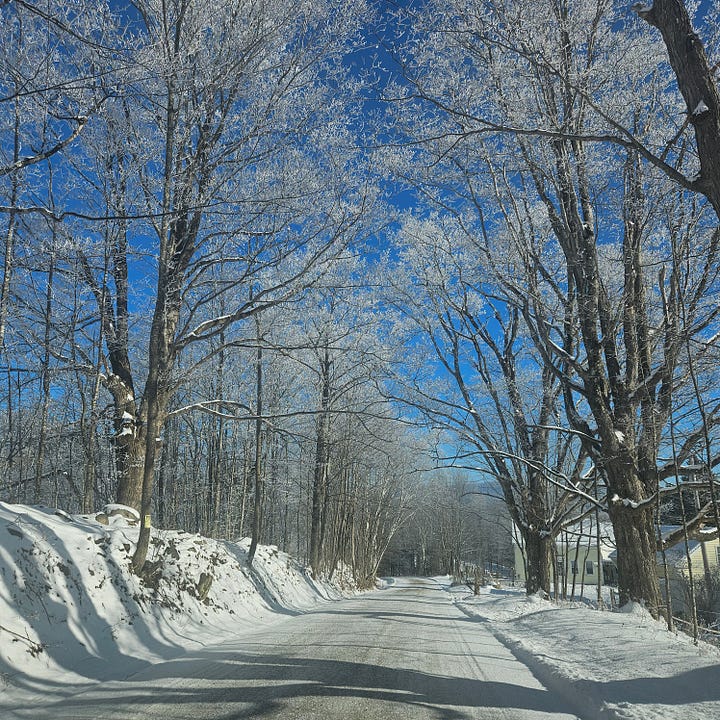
[0,502,347,710]
[449,582,720,720]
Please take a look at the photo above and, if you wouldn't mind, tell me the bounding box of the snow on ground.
[2,502,719,720]
[447,580,720,720]
[0,502,348,713]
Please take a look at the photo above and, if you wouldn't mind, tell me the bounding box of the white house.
[514,518,720,613]
[513,517,617,595]
[657,527,720,618]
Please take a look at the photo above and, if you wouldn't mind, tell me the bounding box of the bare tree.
[386,0,720,612]
[388,216,591,594]
[282,271,400,578]
[63,0,372,573]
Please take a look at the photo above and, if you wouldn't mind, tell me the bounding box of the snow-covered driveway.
[17,577,582,719]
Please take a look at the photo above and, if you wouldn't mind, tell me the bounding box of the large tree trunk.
[608,501,661,613]
[114,428,145,510]
[523,529,554,596]
[129,214,194,572]
[130,327,173,573]
[130,392,165,574]
[601,446,663,613]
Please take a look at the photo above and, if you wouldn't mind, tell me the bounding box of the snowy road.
[25,578,583,719]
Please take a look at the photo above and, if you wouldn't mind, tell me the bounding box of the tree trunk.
[0,84,21,352]
[523,529,553,596]
[608,501,661,613]
[130,215,186,571]
[309,345,331,576]
[248,321,263,566]
[114,428,146,510]
[130,330,172,573]
[640,0,720,217]
[34,240,56,504]
[239,441,250,538]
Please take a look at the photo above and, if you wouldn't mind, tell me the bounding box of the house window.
[716,546,720,565]
[586,560,594,576]
[571,560,578,575]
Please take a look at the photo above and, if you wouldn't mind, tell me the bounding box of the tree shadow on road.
[25,650,582,720]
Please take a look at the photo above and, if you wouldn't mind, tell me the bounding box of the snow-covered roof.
[554,518,617,561]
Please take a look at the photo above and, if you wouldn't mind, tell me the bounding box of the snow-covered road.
[17,577,583,719]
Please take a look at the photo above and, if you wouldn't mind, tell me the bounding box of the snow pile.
[234,538,352,613]
[0,502,348,710]
[450,583,720,720]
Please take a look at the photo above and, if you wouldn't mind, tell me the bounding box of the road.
[27,578,583,719]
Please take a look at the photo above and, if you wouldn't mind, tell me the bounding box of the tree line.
[0,0,413,587]
[2,0,720,618]
[380,0,720,618]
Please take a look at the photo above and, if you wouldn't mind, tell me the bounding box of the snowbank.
[0,502,348,711]
[450,583,720,720]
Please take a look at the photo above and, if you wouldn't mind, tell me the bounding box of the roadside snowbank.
[449,583,720,720]
[0,502,347,711]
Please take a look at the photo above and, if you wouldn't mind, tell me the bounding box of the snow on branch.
[610,493,656,510]
[464,447,605,510]
[661,501,719,549]
[0,98,107,178]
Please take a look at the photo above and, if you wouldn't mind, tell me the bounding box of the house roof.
[557,518,617,561]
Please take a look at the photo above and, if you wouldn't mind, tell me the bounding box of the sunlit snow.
[1,503,718,719]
